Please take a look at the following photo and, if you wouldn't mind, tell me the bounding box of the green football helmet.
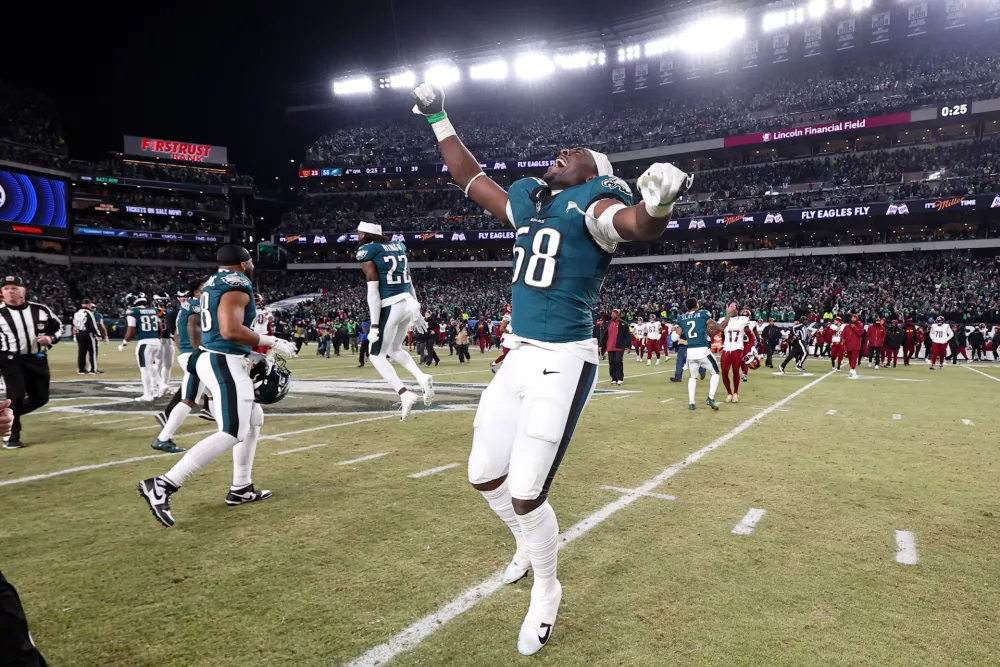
[250,355,291,404]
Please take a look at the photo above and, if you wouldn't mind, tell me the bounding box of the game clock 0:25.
[939,103,969,118]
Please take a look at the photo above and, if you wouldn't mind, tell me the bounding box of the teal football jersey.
[507,175,633,343]
[127,307,161,340]
[199,269,256,355]
[176,300,202,354]
[678,309,712,349]
[356,241,411,299]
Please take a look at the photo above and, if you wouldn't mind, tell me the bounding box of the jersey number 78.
[512,227,561,289]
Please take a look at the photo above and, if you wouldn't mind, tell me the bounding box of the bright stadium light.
[676,17,745,53]
[515,53,555,80]
[851,0,871,10]
[425,64,460,87]
[470,59,508,80]
[618,45,641,62]
[333,76,372,95]
[378,71,415,89]
[763,7,805,31]
[834,0,846,7]
[645,35,678,57]
[555,50,605,69]
[808,0,827,18]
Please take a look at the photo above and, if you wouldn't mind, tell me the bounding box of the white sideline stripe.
[408,463,459,479]
[127,424,159,432]
[338,452,388,466]
[962,419,974,426]
[0,453,176,488]
[92,416,148,425]
[892,414,902,420]
[732,508,766,535]
[342,369,834,667]
[601,485,675,501]
[261,415,396,441]
[826,409,837,415]
[962,365,1000,383]
[895,530,918,565]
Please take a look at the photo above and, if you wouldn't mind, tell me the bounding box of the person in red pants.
[739,310,757,381]
[902,318,917,365]
[828,316,846,370]
[490,308,512,373]
[883,319,903,368]
[927,316,954,369]
[842,313,865,378]
[720,309,754,402]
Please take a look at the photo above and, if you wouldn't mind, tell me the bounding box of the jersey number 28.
[512,228,561,288]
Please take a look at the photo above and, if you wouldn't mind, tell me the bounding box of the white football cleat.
[655,359,660,365]
[517,580,562,656]
[419,375,435,405]
[646,359,651,366]
[849,369,858,378]
[399,390,419,421]
[501,548,530,584]
[135,394,154,402]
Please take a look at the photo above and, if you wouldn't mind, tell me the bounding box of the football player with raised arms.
[356,221,435,420]
[137,245,297,528]
[412,82,691,655]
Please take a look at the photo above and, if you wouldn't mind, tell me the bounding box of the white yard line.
[962,365,1000,383]
[894,378,926,382]
[338,452,388,466]
[91,415,148,426]
[126,424,160,432]
[0,453,176,488]
[732,508,766,535]
[961,419,974,426]
[596,369,673,384]
[895,530,918,565]
[261,414,397,441]
[826,409,837,415]
[892,414,902,420]
[342,369,834,667]
[408,463,460,479]
[613,395,631,400]
[601,485,675,501]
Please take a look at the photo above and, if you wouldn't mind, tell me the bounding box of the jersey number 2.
[686,320,697,339]
[512,228,561,288]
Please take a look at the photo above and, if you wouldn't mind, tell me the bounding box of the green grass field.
[2,343,999,666]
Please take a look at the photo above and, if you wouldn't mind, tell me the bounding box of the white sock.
[160,363,170,387]
[389,349,429,383]
[480,479,525,554]
[370,353,405,392]
[157,403,191,441]
[709,373,720,399]
[231,422,260,488]
[688,376,697,404]
[163,432,238,488]
[515,502,559,595]
[140,367,155,396]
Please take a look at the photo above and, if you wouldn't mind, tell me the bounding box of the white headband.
[357,221,383,235]
[586,149,614,177]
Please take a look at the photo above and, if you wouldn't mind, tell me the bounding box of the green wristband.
[427,112,448,124]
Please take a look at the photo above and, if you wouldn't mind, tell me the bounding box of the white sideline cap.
[586,149,614,177]
[358,221,383,235]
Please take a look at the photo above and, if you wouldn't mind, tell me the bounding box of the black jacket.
[884,325,904,349]
[955,327,967,346]
[969,329,985,347]
[600,319,633,351]
[761,324,781,345]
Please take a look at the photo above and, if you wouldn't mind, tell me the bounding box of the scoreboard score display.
[0,169,68,238]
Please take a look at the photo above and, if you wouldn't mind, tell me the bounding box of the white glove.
[410,313,428,334]
[270,338,298,358]
[368,327,380,346]
[637,163,694,218]
[117,343,127,352]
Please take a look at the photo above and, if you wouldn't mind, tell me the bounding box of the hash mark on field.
[962,419,974,426]
[660,398,675,404]
[892,414,902,420]
[732,508,766,535]
[342,369,835,667]
[613,395,631,400]
[601,485,675,501]
[826,409,837,415]
[409,463,459,479]
[895,530,918,565]
[92,415,148,425]
[338,452,388,466]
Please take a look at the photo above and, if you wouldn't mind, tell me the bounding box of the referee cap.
[1,275,23,288]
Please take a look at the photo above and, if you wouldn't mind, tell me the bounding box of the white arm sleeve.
[585,201,628,253]
[126,315,137,327]
[504,201,516,229]
[367,282,382,327]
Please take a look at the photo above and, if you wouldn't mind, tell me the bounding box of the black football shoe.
[225,484,273,506]
[137,476,178,527]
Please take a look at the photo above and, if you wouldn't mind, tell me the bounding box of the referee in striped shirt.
[0,275,62,450]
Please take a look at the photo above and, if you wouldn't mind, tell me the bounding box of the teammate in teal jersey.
[151,279,207,454]
[137,245,297,528]
[356,221,434,420]
[117,293,163,401]
[412,82,692,655]
[678,298,735,411]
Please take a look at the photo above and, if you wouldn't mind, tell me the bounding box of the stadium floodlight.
[333,76,372,95]
[645,36,678,57]
[555,50,604,69]
[834,0,846,7]
[515,53,555,80]
[618,45,641,62]
[676,17,745,54]
[808,0,827,19]
[425,64,460,87]
[470,59,508,80]
[763,7,805,31]
[851,0,871,10]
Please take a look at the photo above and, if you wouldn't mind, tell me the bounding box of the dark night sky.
[3,0,660,182]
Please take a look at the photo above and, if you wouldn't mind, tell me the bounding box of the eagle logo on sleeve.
[356,248,370,261]
[601,176,632,196]
[222,273,251,288]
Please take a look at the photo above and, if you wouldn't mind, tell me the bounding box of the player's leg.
[228,402,270,504]
[686,357,700,407]
[701,355,720,408]
[506,348,598,656]
[731,351,742,397]
[135,341,154,400]
[368,305,408,393]
[159,341,173,390]
[468,356,525,584]
[76,336,88,374]
[153,355,200,453]
[384,302,433,407]
[720,350,733,398]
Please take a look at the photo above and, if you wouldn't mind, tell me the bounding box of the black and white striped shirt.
[0,301,63,355]
[73,308,100,338]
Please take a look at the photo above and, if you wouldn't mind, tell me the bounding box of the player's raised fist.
[727,303,738,316]
[411,83,446,118]
[637,163,694,218]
